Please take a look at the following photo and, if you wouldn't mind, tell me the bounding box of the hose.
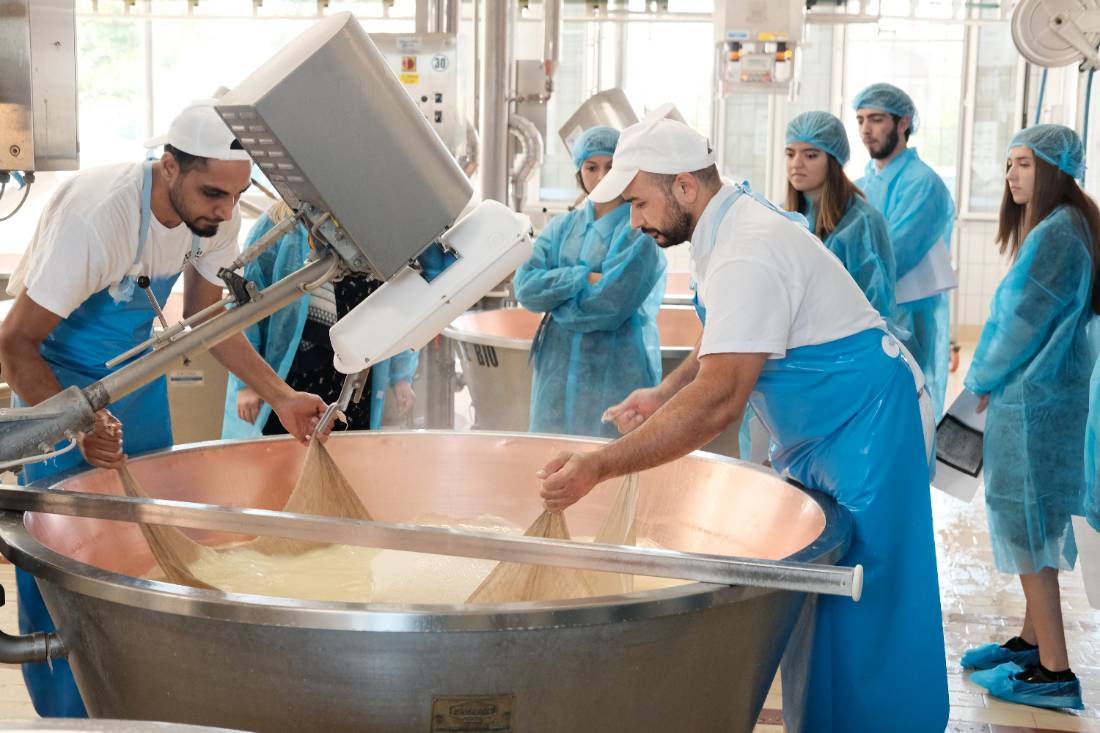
[1034,67,1047,125]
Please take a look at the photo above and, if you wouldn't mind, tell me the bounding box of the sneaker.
[961,639,1040,670]
[971,662,1085,710]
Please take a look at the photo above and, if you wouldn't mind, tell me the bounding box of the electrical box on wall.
[714,0,804,94]
[0,0,79,172]
[371,33,461,154]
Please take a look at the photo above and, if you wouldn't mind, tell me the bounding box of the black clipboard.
[935,413,984,478]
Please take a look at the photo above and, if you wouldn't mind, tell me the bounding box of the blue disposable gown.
[221,214,419,439]
[964,205,1096,574]
[513,201,666,438]
[803,195,897,322]
[859,148,955,418]
[1087,357,1100,532]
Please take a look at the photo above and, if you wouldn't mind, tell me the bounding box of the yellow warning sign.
[399,73,420,85]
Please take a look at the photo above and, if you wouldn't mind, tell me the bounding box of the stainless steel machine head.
[215,12,472,279]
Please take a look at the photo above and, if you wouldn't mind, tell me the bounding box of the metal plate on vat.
[431,695,514,732]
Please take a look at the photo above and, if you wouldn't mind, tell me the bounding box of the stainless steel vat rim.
[0,721,246,732]
[440,322,534,350]
[0,431,852,633]
[441,306,700,353]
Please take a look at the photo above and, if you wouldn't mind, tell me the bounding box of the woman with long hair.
[513,126,666,438]
[785,111,897,322]
[961,124,1100,710]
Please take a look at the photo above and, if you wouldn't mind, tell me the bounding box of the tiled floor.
[0,343,1096,731]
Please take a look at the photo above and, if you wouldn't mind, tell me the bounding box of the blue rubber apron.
[13,160,196,717]
[696,188,947,731]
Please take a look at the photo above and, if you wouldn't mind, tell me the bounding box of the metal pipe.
[238,198,266,217]
[0,628,66,665]
[458,121,481,177]
[415,0,430,33]
[143,0,154,140]
[508,114,543,212]
[432,0,447,33]
[478,0,513,205]
[543,0,562,82]
[473,0,481,130]
[86,253,338,410]
[443,0,459,34]
[0,485,864,600]
[229,210,301,272]
[105,294,235,369]
[424,336,456,429]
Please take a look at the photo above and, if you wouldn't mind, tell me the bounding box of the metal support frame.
[478,0,514,206]
[425,336,456,429]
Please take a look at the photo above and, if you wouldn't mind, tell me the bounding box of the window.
[789,24,836,119]
[538,12,714,203]
[719,94,770,189]
[966,23,1020,214]
[842,19,964,194]
[1085,73,1100,196]
[2,5,422,252]
[622,20,714,136]
[538,17,596,202]
[77,18,146,169]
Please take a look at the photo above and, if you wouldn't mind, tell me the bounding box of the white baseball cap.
[144,98,251,162]
[588,103,716,203]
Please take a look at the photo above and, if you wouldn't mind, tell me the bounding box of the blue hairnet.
[1008,124,1086,180]
[853,83,920,134]
[786,111,851,165]
[571,126,619,169]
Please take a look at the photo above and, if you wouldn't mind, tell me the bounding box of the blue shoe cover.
[971,662,1085,710]
[961,642,1039,670]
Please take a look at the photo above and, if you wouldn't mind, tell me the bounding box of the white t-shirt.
[693,185,884,360]
[8,162,241,319]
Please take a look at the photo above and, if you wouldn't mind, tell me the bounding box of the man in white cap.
[0,99,328,717]
[537,105,948,733]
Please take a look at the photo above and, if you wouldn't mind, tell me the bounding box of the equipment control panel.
[372,33,461,154]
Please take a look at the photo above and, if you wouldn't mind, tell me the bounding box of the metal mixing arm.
[313,368,371,439]
[0,388,96,467]
[0,253,342,466]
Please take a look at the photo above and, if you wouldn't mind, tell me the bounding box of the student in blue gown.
[854,83,956,420]
[513,126,666,439]
[962,124,1100,711]
[784,111,897,324]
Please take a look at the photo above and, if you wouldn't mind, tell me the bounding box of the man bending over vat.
[536,105,947,733]
[0,99,327,717]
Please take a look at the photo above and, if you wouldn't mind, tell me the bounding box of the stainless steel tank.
[664,271,694,305]
[444,306,700,431]
[443,307,742,455]
[0,722,243,732]
[0,432,849,733]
